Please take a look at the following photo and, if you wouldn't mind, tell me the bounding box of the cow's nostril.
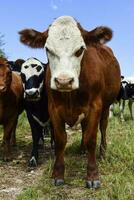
[55,78,59,84]
[68,78,74,85]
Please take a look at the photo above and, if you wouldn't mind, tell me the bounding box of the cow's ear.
[15,59,25,67]
[18,29,48,48]
[7,61,14,66]
[43,63,47,68]
[82,26,113,45]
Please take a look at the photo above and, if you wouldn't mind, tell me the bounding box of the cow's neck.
[50,80,89,110]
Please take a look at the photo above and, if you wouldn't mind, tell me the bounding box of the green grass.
[1,106,134,200]
[17,188,43,200]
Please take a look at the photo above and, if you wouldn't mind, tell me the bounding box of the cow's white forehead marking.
[45,16,86,91]
[21,58,44,81]
[45,16,86,52]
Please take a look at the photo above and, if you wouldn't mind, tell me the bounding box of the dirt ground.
[0,135,54,200]
[0,126,79,200]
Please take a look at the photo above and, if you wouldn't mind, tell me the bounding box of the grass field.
[0,105,134,200]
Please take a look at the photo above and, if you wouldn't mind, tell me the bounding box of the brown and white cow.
[19,16,121,188]
[0,57,23,161]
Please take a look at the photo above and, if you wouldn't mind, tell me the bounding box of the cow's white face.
[21,58,44,101]
[45,16,86,92]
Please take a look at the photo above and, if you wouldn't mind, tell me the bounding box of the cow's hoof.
[29,156,37,167]
[54,179,64,186]
[86,180,100,189]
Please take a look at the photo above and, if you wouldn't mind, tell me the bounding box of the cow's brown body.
[19,16,121,188]
[0,58,23,161]
[46,44,120,187]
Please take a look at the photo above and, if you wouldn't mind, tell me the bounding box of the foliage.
[0,33,6,58]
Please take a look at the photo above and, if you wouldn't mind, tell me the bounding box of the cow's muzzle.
[54,77,74,91]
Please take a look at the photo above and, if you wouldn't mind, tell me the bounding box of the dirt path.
[0,135,54,200]
[0,163,43,200]
[0,126,80,200]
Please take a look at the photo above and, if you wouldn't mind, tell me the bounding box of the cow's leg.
[26,112,43,167]
[1,118,18,147]
[99,108,109,159]
[119,99,125,121]
[3,119,17,161]
[49,121,55,149]
[52,120,66,186]
[82,102,102,189]
[80,124,86,154]
[30,124,43,167]
[10,118,18,146]
[128,99,134,120]
[109,104,114,118]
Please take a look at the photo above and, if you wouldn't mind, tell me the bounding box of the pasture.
[0,105,134,200]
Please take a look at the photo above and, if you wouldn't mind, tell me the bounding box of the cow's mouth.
[56,88,73,92]
[24,92,41,101]
[25,96,41,101]
[55,84,74,92]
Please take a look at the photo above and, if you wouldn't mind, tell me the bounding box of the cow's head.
[0,58,12,94]
[19,16,112,92]
[8,59,25,74]
[20,57,45,101]
[120,81,129,100]
[127,84,134,99]
[121,81,134,100]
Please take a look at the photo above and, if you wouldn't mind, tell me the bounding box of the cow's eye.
[46,47,50,53]
[46,47,55,56]
[75,46,85,57]
[36,65,42,72]
[24,65,28,69]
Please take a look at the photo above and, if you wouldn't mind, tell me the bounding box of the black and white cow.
[119,77,134,120]
[110,77,134,120]
[21,57,54,167]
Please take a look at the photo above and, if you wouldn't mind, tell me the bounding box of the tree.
[0,33,6,58]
